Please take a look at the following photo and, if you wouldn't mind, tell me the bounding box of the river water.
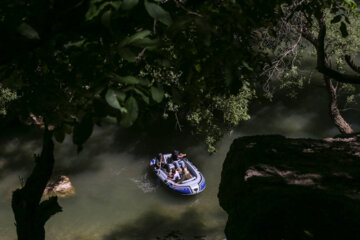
[0,86,359,240]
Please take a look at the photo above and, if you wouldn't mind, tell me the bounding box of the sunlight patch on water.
[130,172,158,193]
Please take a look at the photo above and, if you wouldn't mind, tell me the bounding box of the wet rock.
[43,175,75,199]
[218,135,360,240]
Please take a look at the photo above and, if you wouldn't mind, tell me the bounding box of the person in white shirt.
[168,168,181,183]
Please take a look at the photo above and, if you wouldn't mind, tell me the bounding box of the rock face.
[218,135,360,240]
[43,176,75,199]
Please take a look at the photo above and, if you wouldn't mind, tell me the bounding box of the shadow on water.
[0,127,105,179]
[240,84,360,138]
[0,126,42,180]
[0,118,201,181]
[111,118,200,159]
[102,208,217,240]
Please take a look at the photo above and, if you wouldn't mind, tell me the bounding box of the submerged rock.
[43,175,75,199]
[218,135,360,240]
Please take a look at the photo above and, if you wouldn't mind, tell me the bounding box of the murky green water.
[1,87,358,240]
[0,125,233,240]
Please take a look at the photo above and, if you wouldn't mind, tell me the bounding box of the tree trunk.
[302,15,354,135]
[12,128,62,240]
[324,76,354,135]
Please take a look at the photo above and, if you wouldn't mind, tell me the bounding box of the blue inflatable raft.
[150,157,206,195]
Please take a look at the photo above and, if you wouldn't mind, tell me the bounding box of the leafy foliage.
[0,0,317,152]
[0,0,166,150]
[0,87,17,115]
[186,82,254,152]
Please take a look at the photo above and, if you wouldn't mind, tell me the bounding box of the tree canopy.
[0,0,284,151]
[2,0,360,239]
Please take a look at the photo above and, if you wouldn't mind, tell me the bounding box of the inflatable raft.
[150,157,206,195]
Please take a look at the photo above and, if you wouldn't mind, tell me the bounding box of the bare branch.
[260,5,305,91]
[136,48,147,61]
[341,107,360,112]
[173,0,203,17]
[174,112,182,132]
[153,19,157,35]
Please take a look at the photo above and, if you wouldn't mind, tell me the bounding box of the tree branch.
[345,55,360,74]
[22,128,54,203]
[341,107,360,112]
[136,48,147,61]
[302,16,360,84]
[38,197,62,225]
[316,16,326,70]
[301,28,318,46]
[173,0,203,17]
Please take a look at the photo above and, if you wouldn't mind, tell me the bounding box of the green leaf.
[101,9,112,29]
[73,115,94,152]
[120,30,152,47]
[242,61,254,71]
[64,39,85,48]
[340,22,349,38]
[105,89,121,109]
[343,0,357,9]
[54,128,65,143]
[195,64,201,72]
[150,86,164,103]
[86,0,121,21]
[103,115,117,124]
[109,73,150,86]
[128,30,152,42]
[119,48,136,62]
[116,90,127,102]
[120,96,139,127]
[133,88,150,104]
[115,75,140,84]
[131,38,159,47]
[330,15,342,24]
[121,0,139,10]
[144,0,172,26]
[17,23,40,40]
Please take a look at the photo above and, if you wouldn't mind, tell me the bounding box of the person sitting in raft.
[150,153,164,169]
[161,152,172,171]
[155,153,166,169]
[183,166,192,180]
[179,166,192,182]
[170,150,186,169]
[168,168,181,183]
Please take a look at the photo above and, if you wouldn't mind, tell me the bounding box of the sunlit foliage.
[0,87,17,115]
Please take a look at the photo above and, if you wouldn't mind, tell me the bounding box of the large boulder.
[218,135,360,240]
[43,175,75,199]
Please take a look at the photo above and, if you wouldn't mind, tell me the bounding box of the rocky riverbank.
[218,134,360,239]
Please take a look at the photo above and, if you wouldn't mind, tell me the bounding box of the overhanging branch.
[345,55,360,74]
[302,15,360,84]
